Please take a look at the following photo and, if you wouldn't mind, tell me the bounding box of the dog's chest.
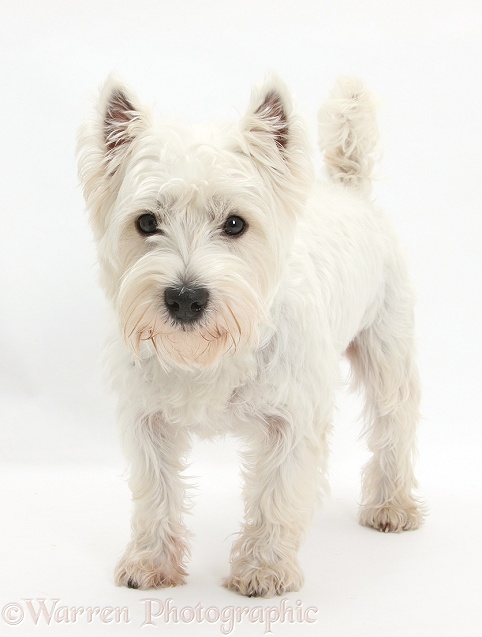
[146,353,258,435]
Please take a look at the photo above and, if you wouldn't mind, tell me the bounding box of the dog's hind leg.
[347,284,424,532]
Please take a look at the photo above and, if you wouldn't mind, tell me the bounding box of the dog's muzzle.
[164,285,209,324]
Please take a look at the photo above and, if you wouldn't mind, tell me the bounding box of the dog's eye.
[223,215,247,237]
[136,213,159,235]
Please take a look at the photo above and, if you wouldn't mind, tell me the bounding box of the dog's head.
[78,75,312,369]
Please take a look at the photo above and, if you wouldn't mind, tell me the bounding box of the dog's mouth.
[122,296,247,369]
[142,322,239,369]
[118,267,264,369]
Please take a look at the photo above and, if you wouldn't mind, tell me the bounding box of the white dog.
[78,74,423,597]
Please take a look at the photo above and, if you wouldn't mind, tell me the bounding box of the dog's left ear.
[241,76,293,160]
[247,87,289,151]
[239,76,312,213]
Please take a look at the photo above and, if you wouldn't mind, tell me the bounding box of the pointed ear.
[251,88,289,150]
[77,76,149,239]
[99,76,148,161]
[242,76,294,159]
[239,76,313,217]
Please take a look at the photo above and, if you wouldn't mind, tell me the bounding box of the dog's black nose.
[164,285,209,322]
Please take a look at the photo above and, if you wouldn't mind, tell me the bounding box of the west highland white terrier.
[78,74,423,597]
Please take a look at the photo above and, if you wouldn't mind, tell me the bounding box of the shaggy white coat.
[78,74,423,597]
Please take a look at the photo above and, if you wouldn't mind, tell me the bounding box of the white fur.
[78,74,423,597]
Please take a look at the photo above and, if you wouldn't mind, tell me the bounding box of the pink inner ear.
[254,91,289,150]
[104,90,137,153]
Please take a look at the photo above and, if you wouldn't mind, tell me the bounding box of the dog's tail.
[318,77,379,195]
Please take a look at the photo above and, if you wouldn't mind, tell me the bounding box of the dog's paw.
[115,553,187,590]
[224,559,303,598]
[359,500,424,533]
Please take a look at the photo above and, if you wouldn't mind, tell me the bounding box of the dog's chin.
[120,289,264,371]
[154,326,236,370]
[125,319,245,370]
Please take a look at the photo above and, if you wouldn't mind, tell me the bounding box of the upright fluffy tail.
[318,77,379,195]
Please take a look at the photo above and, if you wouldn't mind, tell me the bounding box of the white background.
[1,1,481,635]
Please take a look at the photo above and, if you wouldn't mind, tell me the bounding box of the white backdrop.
[1,1,481,636]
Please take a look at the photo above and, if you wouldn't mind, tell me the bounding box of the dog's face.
[78,76,312,369]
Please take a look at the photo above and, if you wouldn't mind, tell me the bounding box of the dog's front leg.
[115,412,191,590]
[225,417,326,597]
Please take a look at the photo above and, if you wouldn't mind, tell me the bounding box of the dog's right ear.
[78,76,149,237]
[98,76,148,169]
